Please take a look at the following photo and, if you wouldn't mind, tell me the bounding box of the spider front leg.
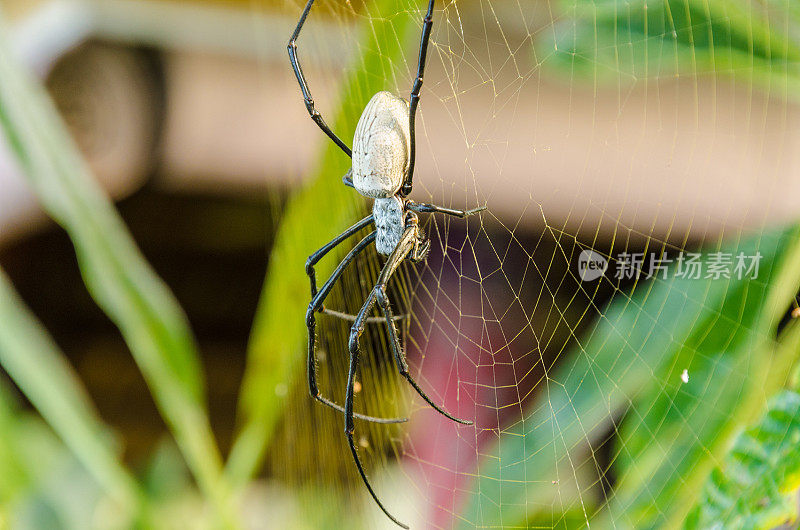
[288,0,352,157]
[403,0,436,196]
[344,230,419,529]
[372,226,471,424]
[344,305,409,529]
[344,227,472,529]
[306,231,407,425]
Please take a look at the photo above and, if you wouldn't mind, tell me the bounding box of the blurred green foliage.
[0,270,143,522]
[457,2,800,526]
[541,0,800,98]
[687,388,800,529]
[0,18,237,527]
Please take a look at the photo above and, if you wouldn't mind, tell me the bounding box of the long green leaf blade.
[686,323,800,529]
[604,226,800,528]
[0,268,143,518]
[0,19,235,525]
[541,0,800,100]
[688,391,800,528]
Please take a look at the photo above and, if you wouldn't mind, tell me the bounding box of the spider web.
[255,0,800,528]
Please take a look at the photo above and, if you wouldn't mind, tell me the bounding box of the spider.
[289,0,484,527]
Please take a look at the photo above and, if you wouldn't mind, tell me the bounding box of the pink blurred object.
[403,231,540,529]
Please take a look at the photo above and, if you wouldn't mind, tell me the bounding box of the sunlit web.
[252,0,797,528]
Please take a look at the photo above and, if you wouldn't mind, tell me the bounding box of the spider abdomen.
[373,197,405,255]
[352,91,411,199]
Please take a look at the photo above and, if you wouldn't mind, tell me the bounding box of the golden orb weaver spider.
[288,1,485,526]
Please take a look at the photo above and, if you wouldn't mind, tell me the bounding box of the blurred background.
[1,0,799,529]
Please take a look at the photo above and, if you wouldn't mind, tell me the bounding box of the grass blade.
[541,0,800,99]
[0,268,143,519]
[602,226,800,528]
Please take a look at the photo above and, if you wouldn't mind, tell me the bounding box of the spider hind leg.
[342,168,354,188]
[375,226,470,424]
[403,0,437,196]
[346,292,409,529]
[376,287,472,425]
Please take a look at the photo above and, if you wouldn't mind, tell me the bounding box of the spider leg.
[288,0,352,157]
[369,225,472,424]
[307,231,407,424]
[344,230,422,529]
[407,201,487,218]
[376,287,473,425]
[401,0,435,197]
[344,227,472,528]
[306,214,374,300]
[345,309,409,529]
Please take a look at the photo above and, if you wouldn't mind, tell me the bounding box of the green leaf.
[458,225,800,528]
[540,0,800,99]
[0,382,43,504]
[685,319,800,529]
[0,378,116,529]
[603,226,800,528]
[687,389,800,529]
[227,0,421,485]
[0,269,143,517]
[0,19,235,526]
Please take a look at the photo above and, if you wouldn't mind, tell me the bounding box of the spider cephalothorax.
[289,1,484,527]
